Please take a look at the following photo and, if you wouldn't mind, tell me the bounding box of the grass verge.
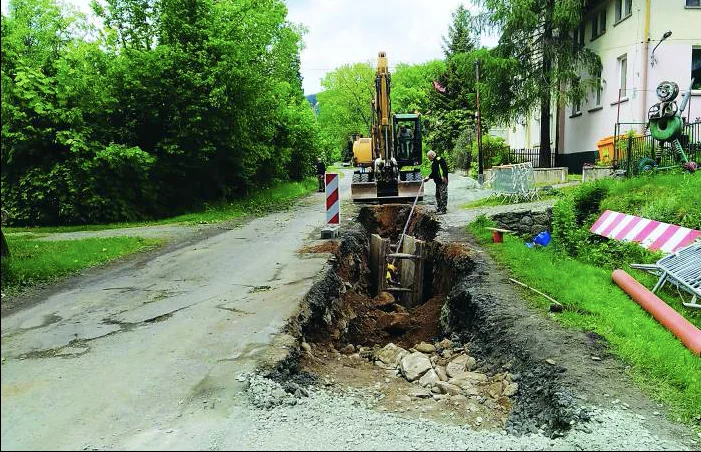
[1,235,162,297]
[469,216,700,425]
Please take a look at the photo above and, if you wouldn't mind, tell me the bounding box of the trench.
[277,204,589,437]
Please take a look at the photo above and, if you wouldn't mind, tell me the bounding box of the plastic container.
[596,136,615,163]
[533,231,551,246]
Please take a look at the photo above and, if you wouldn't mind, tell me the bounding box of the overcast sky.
[285,0,498,95]
[1,0,498,95]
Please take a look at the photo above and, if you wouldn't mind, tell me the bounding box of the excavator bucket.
[351,173,424,203]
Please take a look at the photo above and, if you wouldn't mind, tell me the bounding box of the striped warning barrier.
[590,210,701,253]
[325,173,339,225]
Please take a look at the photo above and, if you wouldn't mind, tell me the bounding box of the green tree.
[391,60,445,114]
[2,0,320,225]
[476,0,601,167]
[316,62,375,162]
[424,4,480,166]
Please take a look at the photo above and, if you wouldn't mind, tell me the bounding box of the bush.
[551,178,661,269]
[445,128,473,172]
[471,135,511,169]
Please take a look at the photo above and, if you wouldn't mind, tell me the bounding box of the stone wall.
[489,207,553,237]
[581,165,614,183]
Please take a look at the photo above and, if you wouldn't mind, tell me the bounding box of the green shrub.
[551,178,661,269]
[471,135,511,169]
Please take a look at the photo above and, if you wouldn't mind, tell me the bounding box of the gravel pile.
[240,374,691,451]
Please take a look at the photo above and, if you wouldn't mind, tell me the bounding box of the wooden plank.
[387,253,420,259]
[385,287,415,292]
[412,240,425,307]
[370,234,388,297]
[485,227,513,233]
[398,236,416,307]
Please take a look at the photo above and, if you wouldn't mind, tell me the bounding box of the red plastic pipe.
[612,269,701,356]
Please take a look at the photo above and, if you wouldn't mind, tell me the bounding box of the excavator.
[351,52,424,202]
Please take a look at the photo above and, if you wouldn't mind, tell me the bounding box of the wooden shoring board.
[399,236,425,308]
[370,234,389,297]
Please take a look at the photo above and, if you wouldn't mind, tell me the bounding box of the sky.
[1,0,499,95]
[285,0,498,95]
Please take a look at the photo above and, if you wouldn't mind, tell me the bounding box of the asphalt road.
[1,177,349,450]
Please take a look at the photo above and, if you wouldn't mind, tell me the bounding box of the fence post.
[626,135,633,177]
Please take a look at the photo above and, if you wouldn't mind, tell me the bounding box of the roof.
[394,113,420,119]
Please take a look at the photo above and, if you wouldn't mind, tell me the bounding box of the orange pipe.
[612,269,701,356]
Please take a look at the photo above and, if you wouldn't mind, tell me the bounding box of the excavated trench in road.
[271,205,590,437]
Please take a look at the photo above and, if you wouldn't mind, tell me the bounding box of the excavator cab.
[393,114,422,166]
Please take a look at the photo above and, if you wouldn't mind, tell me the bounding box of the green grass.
[5,178,318,233]
[1,235,163,296]
[469,216,701,424]
[162,178,318,224]
[597,172,701,229]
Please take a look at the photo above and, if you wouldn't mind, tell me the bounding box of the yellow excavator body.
[350,51,424,203]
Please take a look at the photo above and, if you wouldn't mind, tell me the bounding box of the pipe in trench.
[612,269,701,356]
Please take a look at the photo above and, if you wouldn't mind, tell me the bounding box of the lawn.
[466,170,701,425]
[1,235,162,297]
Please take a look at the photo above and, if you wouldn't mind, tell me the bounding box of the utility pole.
[475,59,484,184]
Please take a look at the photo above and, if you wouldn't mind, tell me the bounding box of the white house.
[505,0,701,171]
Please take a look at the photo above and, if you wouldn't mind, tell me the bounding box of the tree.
[476,0,601,167]
[2,0,321,225]
[391,60,445,114]
[316,63,375,161]
[424,5,480,162]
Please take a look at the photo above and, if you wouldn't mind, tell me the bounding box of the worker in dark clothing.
[423,150,449,214]
[316,157,326,192]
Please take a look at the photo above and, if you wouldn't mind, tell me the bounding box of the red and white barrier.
[325,173,339,225]
[590,210,700,253]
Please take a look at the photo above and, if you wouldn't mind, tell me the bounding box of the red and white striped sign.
[590,210,701,253]
[325,173,339,225]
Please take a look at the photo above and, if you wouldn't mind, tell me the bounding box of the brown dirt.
[298,240,340,254]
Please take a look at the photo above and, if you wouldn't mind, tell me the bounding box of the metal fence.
[613,121,701,174]
[481,148,556,169]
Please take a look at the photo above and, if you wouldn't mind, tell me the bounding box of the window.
[693,47,701,89]
[687,0,701,7]
[594,69,603,106]
[572,23,585,49]
[571,98,582,116]
[618,54,628,98]
[615,0,632,22]
[591,9,605,39]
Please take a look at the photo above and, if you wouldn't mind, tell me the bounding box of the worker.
[398,125,413,159]
[386,263,398,286]
[316,157,326,192]
[423,150,449,215]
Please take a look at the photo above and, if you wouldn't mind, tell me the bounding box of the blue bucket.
[533,231,551,247]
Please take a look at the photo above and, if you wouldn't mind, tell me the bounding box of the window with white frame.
[571,78,582,116]
[618,54,627,98]
[687,0,700,8]
[571,98,582,116]
[572,23,585,50]
[591,8,606,40]
[692,47,701,89]
[615,0,632,22]
[594,69,603,106]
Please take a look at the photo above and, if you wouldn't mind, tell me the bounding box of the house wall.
[560,0,701,171]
